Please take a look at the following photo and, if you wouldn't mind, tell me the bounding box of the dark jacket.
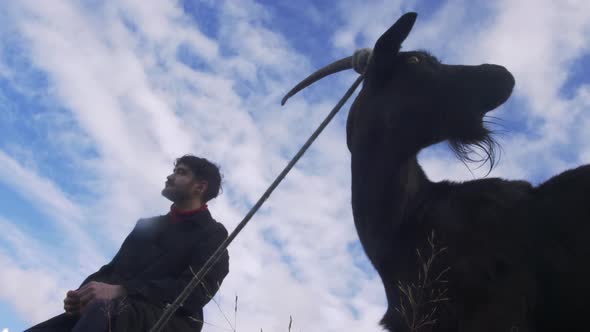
[80,209,229,322]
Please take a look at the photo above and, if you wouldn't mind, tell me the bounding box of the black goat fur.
[346,13,590,332]
[289,12,590,332]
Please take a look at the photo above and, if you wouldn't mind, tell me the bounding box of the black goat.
[283,12,590,332]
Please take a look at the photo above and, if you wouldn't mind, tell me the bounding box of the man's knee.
[71,299,121,332]
[85,299,116,314]
[110,298,139,329]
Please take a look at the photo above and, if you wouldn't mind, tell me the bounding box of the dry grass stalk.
[101,296,129,332]
[190,266,236,331]
[394,230,450,332]
[234,295,238,332]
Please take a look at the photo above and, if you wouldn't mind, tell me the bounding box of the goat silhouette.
[283,12,590,332]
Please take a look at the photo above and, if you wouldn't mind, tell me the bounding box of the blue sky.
[1,1,589,331]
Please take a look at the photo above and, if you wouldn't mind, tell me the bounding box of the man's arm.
[77,262,114,288]
[64,219,144,314]
[78,219,145,288]
[120,223,229,311]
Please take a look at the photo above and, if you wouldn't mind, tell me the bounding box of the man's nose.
[167,174,174,181]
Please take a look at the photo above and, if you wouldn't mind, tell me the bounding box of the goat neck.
[350,131,431,269]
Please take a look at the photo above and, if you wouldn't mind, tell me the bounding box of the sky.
[0,0,589,331]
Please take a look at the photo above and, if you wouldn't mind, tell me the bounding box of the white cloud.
[0,252,67,324]
[0,151,105,268]
[0,217,80,324]
[332,0,411,51]
[460,0,590,181]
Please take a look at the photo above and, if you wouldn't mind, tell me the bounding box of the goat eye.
[407,56,420,64]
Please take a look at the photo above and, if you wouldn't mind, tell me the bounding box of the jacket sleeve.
[78,219,143,288]
[120,223,229,311]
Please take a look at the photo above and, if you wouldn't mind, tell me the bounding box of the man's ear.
[194,180,208,197]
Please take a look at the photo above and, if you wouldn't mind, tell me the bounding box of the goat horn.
[281,48,372,106]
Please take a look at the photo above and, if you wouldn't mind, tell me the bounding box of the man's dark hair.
[175,155,222,202]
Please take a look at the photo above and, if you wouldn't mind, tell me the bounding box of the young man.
[26,155,230,332]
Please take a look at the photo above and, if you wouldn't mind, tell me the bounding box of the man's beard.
[161,186,191,203]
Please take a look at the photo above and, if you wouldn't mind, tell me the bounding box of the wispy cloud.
[0,151,105,268]
[0,221,67,323]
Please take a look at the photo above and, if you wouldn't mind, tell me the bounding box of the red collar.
[170,204,208,223]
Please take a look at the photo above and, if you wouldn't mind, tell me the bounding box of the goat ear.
[374,12,417,56]
[366,12,417,87]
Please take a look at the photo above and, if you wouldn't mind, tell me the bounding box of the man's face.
[161,163,203,203]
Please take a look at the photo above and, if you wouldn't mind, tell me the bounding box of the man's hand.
[63,282,127,315]
[63,290,83,315]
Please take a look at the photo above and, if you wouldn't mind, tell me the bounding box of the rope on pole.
[148,75,364,332]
